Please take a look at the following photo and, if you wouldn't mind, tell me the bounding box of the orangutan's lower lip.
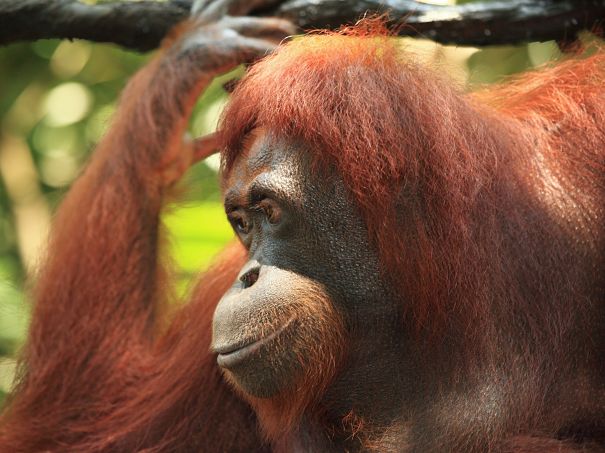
[217,338,265,369]
[216,319,293,369]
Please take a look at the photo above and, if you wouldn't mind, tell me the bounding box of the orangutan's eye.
[229,211,251,236]
[258,199,282,225]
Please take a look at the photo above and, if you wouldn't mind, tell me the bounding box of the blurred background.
[0,0,597,407]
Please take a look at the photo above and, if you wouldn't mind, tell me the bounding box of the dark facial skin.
[211,130,400,402]
[211,130,605,453]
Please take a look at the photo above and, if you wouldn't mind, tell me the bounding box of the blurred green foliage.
[0,0,582,407]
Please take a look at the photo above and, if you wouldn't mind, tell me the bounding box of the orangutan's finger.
[222,16,298,42]
[190,0,214,17]
[193,133,221,163]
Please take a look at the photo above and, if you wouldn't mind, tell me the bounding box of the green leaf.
[164,201,234,273]
[0,281,29,356]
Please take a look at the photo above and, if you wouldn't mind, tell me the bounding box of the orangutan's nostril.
[240,267,260,289]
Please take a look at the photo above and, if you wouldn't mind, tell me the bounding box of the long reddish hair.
[220,22,604,355]
[1,20,603,453]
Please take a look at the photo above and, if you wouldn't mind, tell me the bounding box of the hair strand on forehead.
[219,19,605,351]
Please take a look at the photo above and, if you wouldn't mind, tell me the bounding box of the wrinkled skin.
[211,129,605,453]
[212,131,398,397]
[211,131,410,451]
[0,2,299,451]
[1,0,604,451]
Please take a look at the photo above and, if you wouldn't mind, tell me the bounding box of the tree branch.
[274,0,605,46]
[0,0,603,52]
[0,0,191,52]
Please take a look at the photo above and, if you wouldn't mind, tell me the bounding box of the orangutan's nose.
[238,261,261,289]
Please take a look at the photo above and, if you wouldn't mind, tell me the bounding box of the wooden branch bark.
[274,0,605,46]
[0,0,603,52]
[0,0,192,52]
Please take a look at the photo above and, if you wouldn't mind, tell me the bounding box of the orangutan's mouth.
[215,318,294,369]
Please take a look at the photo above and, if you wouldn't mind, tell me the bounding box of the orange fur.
[1,19,603,453]
[220,24,604,351]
